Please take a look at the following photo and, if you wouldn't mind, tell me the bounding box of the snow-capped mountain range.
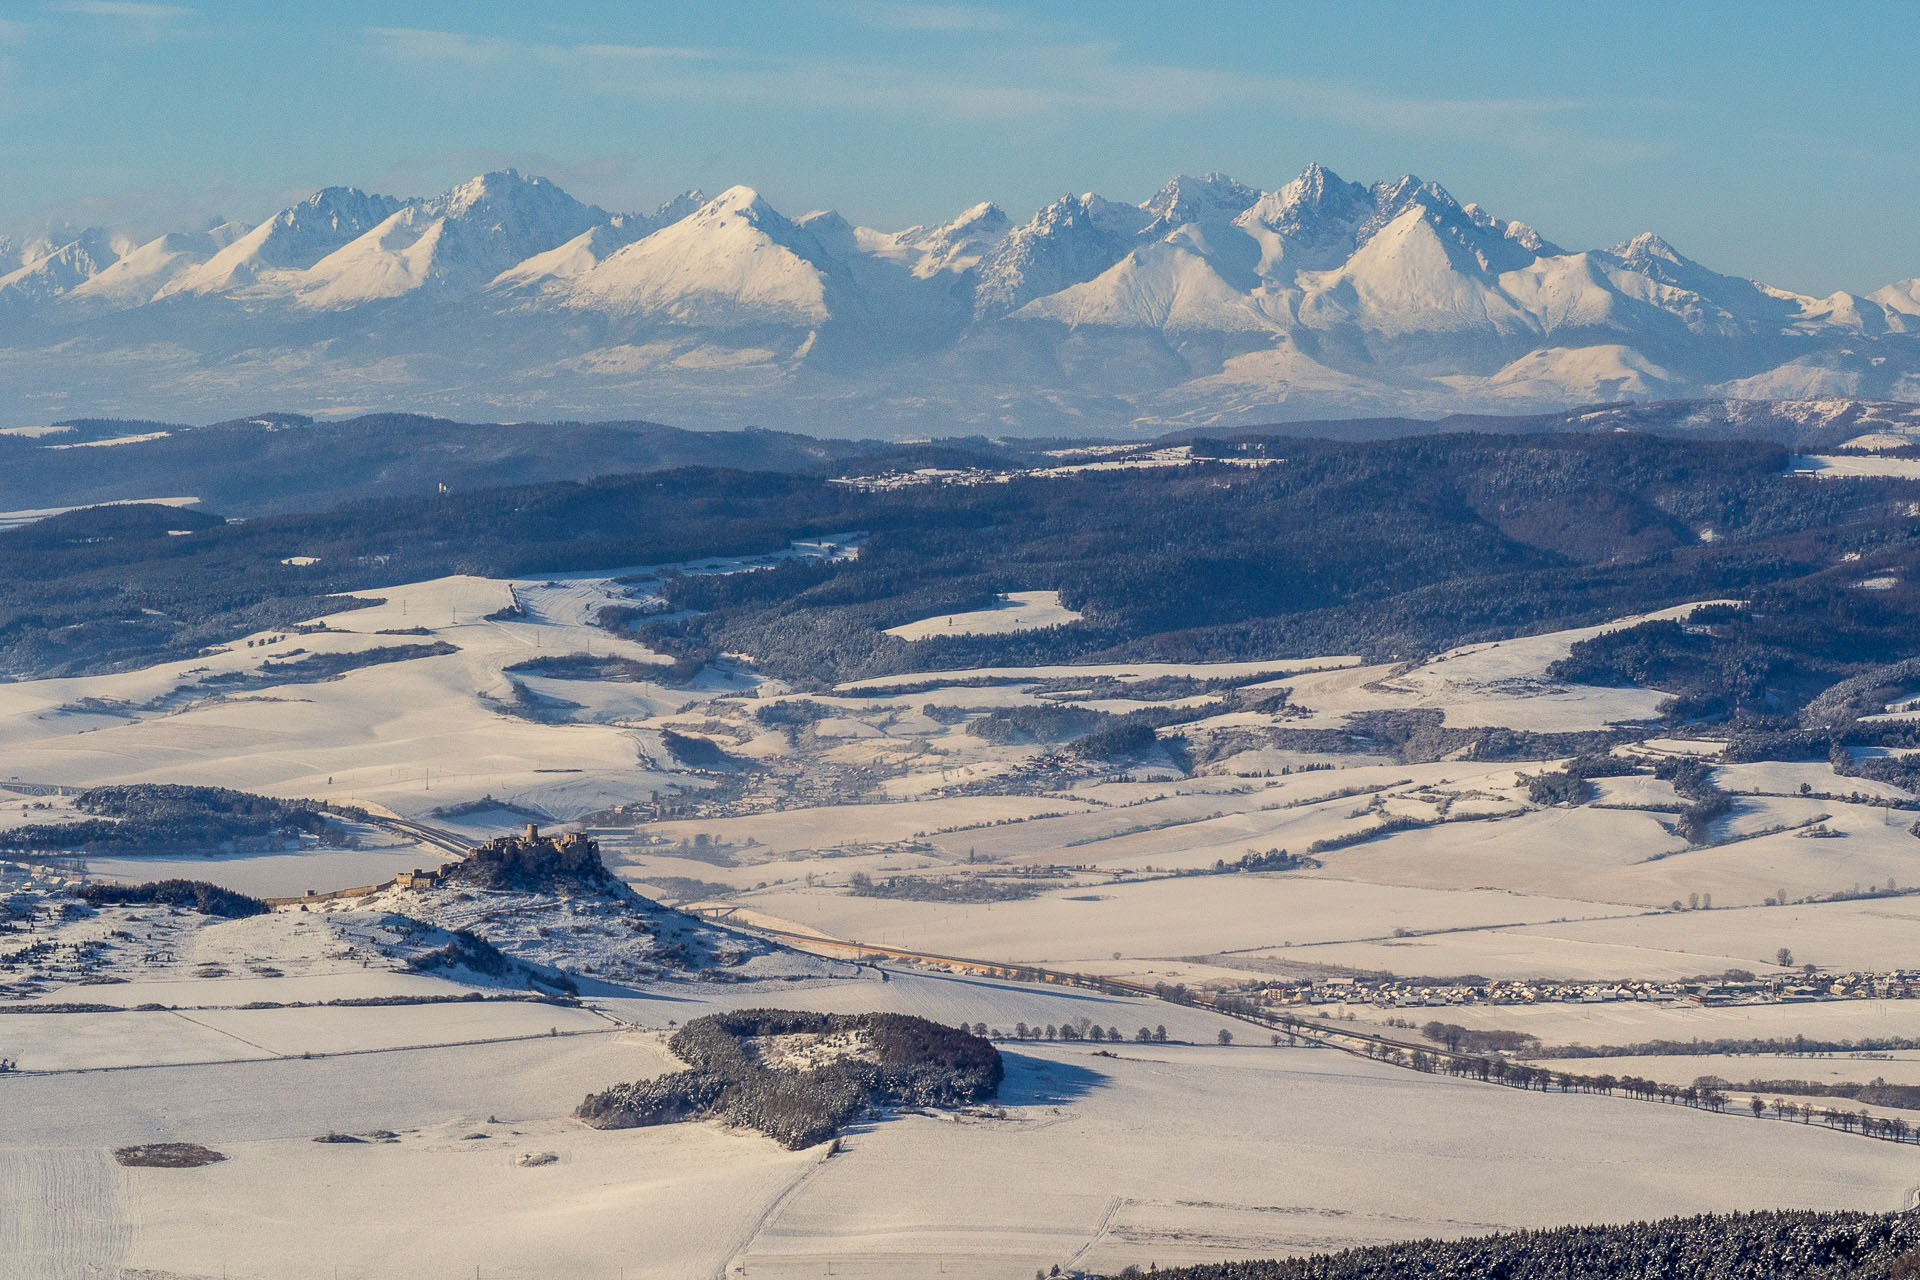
[4,164,1916,434]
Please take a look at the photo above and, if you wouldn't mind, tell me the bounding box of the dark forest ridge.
[8,395,1920,519]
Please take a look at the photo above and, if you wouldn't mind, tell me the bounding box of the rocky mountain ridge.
[4,164,1916,435]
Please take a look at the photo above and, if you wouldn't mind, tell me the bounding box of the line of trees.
[1095,1209,1920,1280]
[1273,1015,1920,1145]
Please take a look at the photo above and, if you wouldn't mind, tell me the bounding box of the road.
[365,814,472,859]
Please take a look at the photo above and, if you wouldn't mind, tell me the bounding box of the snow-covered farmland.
[1792,454,1920,479]
[6,1031,1916,1280]
[884,590,1085,640]
[11,558,1920,1270]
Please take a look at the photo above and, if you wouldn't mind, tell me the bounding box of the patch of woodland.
[73,878,269,919]
[504,652,682,684]
[576,1010,1002,1149]
[484,679,586,724]
[1420,1021,1542,1055]
[846,872,1042,903]
[203,642,456,691]
[658,728,748,771]
[2,784,365,854]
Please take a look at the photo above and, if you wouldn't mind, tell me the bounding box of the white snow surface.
[15,568,1920,1269]
[883,590,1085,640]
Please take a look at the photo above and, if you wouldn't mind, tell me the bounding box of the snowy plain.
[9,556,1920,1275]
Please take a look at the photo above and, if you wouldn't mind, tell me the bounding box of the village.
[1252,969,1920,1012]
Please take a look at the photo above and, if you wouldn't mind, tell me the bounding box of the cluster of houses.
[1256,971,1920,1009]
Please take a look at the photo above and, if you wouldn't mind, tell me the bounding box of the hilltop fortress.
[445,823,620,894]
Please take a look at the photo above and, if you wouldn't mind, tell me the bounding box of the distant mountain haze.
[3,165,1915,435]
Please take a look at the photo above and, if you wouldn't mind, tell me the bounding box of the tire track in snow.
[0,1147,130,1280]
[1062,1194,1124,1273]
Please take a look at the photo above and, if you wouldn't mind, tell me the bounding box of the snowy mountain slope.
[1234,163,1377,279]
[1138,172,1261,239]
[0,229,120,308]
[972,192,1153,318]
[1295,203,1540,345]
[1013,239,1275,334]
[0,163,1915,434]
[64,226,246,309]
[857,201,1011,278]
[558,186,832,327]
[159,187,407,298]
[295,170,606,308]
[490,191,707,298]
[1870,279,1920,332]
[1442,344,1680,402]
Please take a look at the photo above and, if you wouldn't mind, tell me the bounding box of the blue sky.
[3,0,1915,294]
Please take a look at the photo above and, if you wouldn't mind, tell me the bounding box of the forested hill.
[1099,1210,1920,1280]
[5,433,1920,699]
[0,413,1050,518]
[14,398,1916,520]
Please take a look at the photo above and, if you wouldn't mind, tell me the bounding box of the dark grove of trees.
[1420,1021,1541,1055]
[1653,756,1735,844]
[846,872,1040,903]
[3,784,364,854]
[576,1009,1002,1149]
[1098,1210,1920,1280]
[73,878,268,919]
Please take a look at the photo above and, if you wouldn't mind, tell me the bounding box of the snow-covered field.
[6,1030,1916,1280]
[883,590,1084,640]
[14,560,1920,1271]
[1792,454,1920,479]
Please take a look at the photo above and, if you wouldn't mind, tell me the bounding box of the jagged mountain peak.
[0,228,121,304]
[1869,277,1920,321]
[1613,231,1687,266]
[430,168,588,219]
[1464,203,1555,255]
[950,201,1008,229]
[868,202,1012,279]
[161,186,407,299]
[794,208,853,236]
[972,192,1152,317]
[647,189,708,226]
[698,185,782,221]
[555,182,834,328]
[1269,162,1370,215]
[296,184,404,216]
[1231,166,1374,277]
[287,172,606,309]
[32,227,118,271]
[1290,160,1349,195]
[1141,172,1261,230]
